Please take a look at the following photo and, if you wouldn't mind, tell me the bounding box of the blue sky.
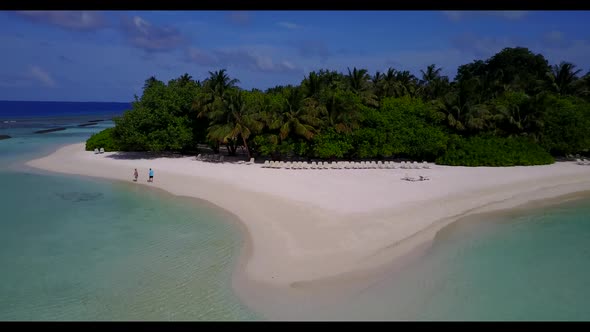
[1,10,589,102]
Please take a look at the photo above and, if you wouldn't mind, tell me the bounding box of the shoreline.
[25,143,590,319]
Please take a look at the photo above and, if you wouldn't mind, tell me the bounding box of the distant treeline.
[86,47,590,166]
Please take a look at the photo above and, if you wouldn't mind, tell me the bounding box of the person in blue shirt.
[148,168,154,182]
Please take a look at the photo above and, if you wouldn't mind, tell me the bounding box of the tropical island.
[28,46,590,319]
[87,47,590,166]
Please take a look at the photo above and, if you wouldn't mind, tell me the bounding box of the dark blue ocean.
[0,100,131,118]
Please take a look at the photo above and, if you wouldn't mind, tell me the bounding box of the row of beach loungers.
[576,159,590,165]
[261,160,430,169]
[93,148,105,154]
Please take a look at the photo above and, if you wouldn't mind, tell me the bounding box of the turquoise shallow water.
[312,196,590,321]
[0,117,260,320]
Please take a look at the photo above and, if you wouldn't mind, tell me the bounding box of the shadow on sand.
[105,151,188,160]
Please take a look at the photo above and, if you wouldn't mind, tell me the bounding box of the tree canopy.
[88,47,590,166]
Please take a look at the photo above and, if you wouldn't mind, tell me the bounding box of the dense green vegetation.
[436,136,554,166]
[86,128,120,152]
[87,47,590,166]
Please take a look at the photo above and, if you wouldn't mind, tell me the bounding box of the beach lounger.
[94,148,99,154]
[262,160,270,168]
[99,148,105,154]
[246,158,255,165]
[195,153,202,160]
[422,161,430,169]
[402,175,417,181]
[577,159,585,165]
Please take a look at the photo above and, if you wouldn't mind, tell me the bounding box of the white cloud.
[28,66,56,88]
[120,15,183,53]
[277,21,302,30]
[442,11,529,22]
[14,11,106,30]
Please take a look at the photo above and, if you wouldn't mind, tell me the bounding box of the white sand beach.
[26,143,590,316]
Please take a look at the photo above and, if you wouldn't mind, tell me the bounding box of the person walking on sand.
[148,168,154,183]
[133,168,138,182]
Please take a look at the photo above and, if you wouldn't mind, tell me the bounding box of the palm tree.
[346,67,370,92]
[395,70,419,97]
[302,71,323,99]
[270,88,322,141]
[547,62,582,95]
[420,64,442,86]
[177,73,193,86]
[321,89,363,133]
[371,71,385,100]
[143,76,161,89]
[420,64,445,100]
[206,90,263,158]
[194,69,240,118]
[192,70,241,153]
[346,67,378,106]
[381,67,400,98]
